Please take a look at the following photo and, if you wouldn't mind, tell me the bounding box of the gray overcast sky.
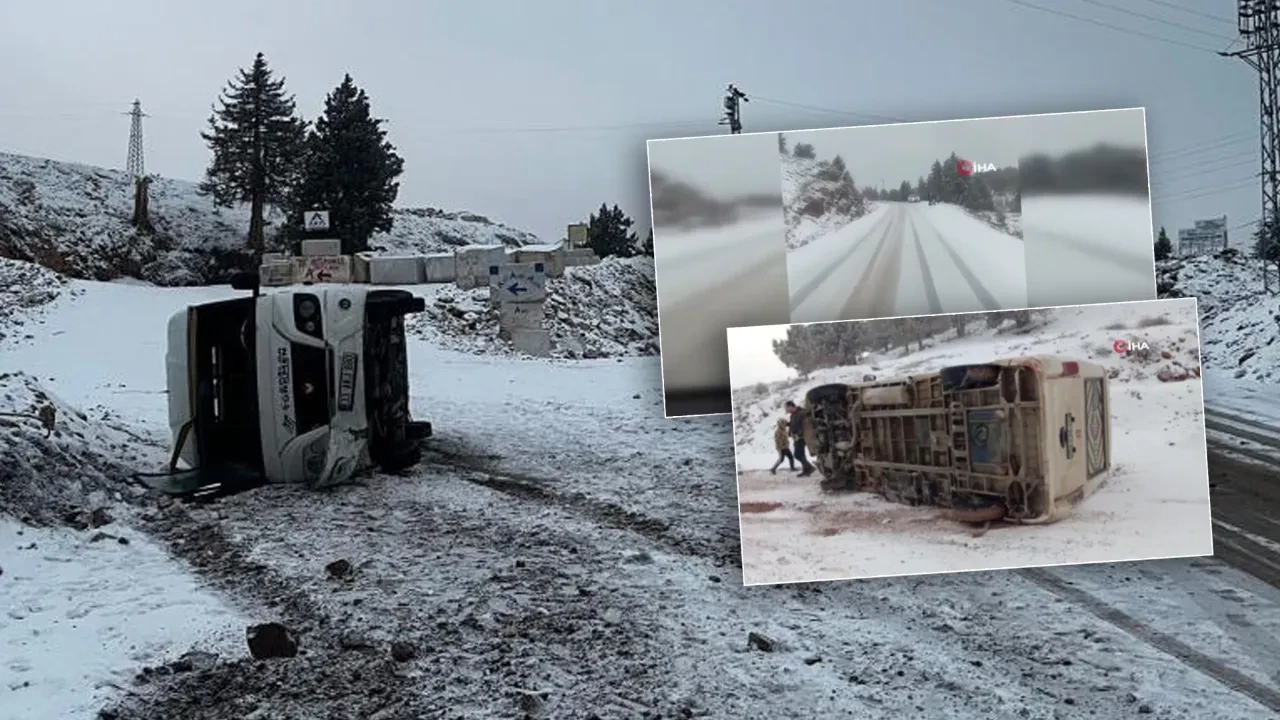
[728,325,794,387]
[0,0,1256,243]
[649,133,781,200]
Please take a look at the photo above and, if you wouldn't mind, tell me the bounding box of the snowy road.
[788,202,1027,324]
[4,278,1280,717]
[654,213,790,414]
[1198,373,1280,591]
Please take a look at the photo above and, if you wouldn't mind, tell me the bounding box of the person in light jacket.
[770,419,795,474]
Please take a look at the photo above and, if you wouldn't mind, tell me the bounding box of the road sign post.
[489,262,550,356]
[303,210,330,232]
[567,223,587,250]
[488,262,547,303]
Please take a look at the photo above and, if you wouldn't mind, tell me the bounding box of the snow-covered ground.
[409,255,659,359]
[1022,195,1157,307]
[1163,253,1280,385]
[730,299,1212,584]
[784,202,881,251]
[787,202,1027,323]
[4,262,1280,717]
[653,210,791,397]
[0,519,245,719]
[1204,371,1280,427]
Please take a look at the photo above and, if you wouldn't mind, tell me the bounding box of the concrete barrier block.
[301,239,342,256]
[368,255,425,285]
[352,252,373,283]
[260,261,294,286]
[422,253,457,283]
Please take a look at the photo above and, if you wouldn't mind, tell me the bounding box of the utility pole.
[720,84,749,134]
[126,99,147,179]
[124,99,154,232]
[1223,1,1280,294]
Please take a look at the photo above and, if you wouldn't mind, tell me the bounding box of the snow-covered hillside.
[0,151,537,286]
[412,255,658,358]
[371,207,538,253]
[1158,251,1280,384]
[0,258,78,343]
[781,153,874,250]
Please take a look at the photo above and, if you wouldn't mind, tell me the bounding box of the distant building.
[1177,216,1228,257]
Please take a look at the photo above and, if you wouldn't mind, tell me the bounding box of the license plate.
[337,352,359,411]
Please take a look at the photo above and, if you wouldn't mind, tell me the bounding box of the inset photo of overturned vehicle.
[727,297,1212,585]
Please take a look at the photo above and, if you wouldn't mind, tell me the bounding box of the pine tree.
[1253,217,1280,263]
[927,160,944,201]
[777,133,788,155]
[200,52,307,253]
[586,203,639,258]
[641,228,654,255]
[793,143,816,160]
[942,152,968,203]
[1154,226,1173,261]
[290,74,404,255]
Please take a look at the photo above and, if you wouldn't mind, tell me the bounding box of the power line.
[1151,148,1256,172]
[999,0,1222,53]
[1153,175,1258,203]
[1135,0,1237,28]
[1149,134,1254,162]
[1165,156,1259,176]
[1151,150,1257,173]
[751,96,906,124]
[1073,0,1236,42]
[438,119,719,135]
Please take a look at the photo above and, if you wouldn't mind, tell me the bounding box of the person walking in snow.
[770,419,795,474]
[784,400,815,477]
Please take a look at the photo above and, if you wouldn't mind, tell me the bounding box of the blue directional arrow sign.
[491,262,546,303]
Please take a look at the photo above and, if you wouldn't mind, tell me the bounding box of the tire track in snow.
[912,210,1001,311]
[788,208,895,313]
[423,444,740,567]
[1021,567,1280,715]
[842,206,903,318]
[905,209,942,314]
[1209,436,1280,469]
[1205,408,1280,452]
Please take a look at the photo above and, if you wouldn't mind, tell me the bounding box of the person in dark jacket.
[770,419,795,474]
[784,400,815,476]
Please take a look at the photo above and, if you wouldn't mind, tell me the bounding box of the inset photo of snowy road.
[781,118,1029,324]
[1020,108,1157,307]
[648,132,791,417]
[727,297,1212,585]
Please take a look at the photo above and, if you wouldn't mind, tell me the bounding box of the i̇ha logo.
[956,159,996,176]
[1113,339,1150,353]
